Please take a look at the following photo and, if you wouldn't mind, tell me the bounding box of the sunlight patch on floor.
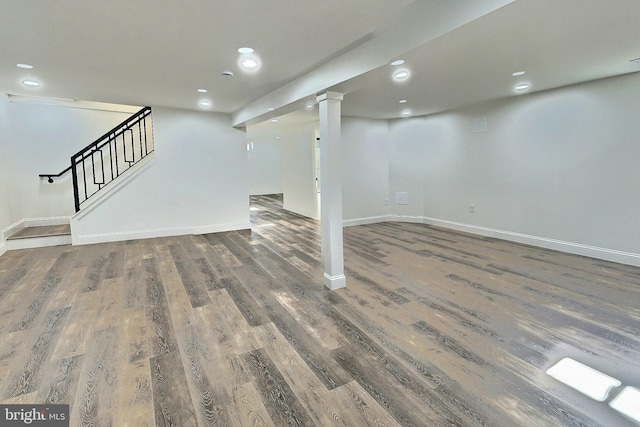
[609,386,640,423]
[546,357,621,402]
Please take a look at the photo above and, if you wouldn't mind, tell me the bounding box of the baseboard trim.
[1,219,25,241]
[72,221,251,245]
[419,216,640,267]
[345,214,640,267]
[323,273,346,290]
[343,215,391,227]
[0,241,6,258]
[387,215,426,224]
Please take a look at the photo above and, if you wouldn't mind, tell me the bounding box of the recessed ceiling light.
[17,63,34,69]
[238,47,254,54]
[512,71,526,76]
[22,80,40,86]
[514,83,530,91]
[197,88,207,93]
[391,60,405,66]
[241,59,259,68]
[276,136,281,139]
[393,70,410,80]
[220,70,234,77]
[199,100,212,107]
[402,110,411,116]
[305,104,313,110]
[270,119,278,123]
[399,99,407,103]
[267,108,274,111]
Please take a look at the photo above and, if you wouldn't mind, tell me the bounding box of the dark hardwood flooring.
[0,194,639,426]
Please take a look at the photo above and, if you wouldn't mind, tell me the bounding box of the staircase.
[40,106,154,212]
[1,106,154,252]
[5,223,72,250]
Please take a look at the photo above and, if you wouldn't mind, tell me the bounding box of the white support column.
[316,91,346,290]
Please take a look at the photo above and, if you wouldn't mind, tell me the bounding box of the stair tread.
[8,225,71,240]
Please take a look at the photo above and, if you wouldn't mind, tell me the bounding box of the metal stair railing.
[39,106,154,212]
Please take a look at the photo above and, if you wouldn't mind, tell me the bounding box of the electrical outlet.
[469,204,475,213]
[384,199,389,206]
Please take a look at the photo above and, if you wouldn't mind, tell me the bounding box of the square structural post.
[317,91,346,290]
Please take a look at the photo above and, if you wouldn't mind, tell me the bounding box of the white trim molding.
[420,216,640,267]
[387,215,427,224]
[1,219,25,242]
[343,215,392,227]
[323,272,346,290]
[8,94,142,114]
[344,214,640,267]
[72,221,251,245]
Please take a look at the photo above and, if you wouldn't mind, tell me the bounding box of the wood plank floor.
[1,194,639,426]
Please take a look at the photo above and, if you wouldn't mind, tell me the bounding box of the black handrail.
[39,165,72,183]
[39,106,154,213]
[69,106,151,160]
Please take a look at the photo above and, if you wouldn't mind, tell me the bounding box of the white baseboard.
[343,215,391,227]
[191,222,252,236]
[324,273,346,290]
[0,240,6,258]
[420,216,640,267]
[2,219,25,241]
[387,215,426,224]
[72,221,251,245]
[344,214,640,267]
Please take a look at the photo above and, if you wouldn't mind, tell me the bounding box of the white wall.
[260,117,390,224]
[0,94,17,253]
[342,117,390,225]
[389,113,455,220]
[0,94,15,226]
[72,107,250,244]
[281,121,318,219]
[247,139,283,195]
[7,101,133,220]
[389,72,640,264]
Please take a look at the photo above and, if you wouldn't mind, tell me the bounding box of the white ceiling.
[2,0,640,128]
[335,0,640,120]
[0,0,411,113]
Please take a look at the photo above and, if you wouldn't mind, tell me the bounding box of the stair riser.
[6,235,72,250]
